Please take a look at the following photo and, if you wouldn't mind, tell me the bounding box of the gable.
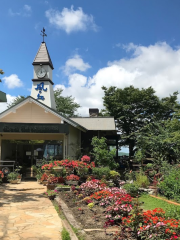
[0,102,61,124]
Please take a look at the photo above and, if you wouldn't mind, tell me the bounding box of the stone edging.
[55,196,87,240]
[150,195,180,206]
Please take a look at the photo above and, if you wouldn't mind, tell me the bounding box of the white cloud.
[2,74,23,89]
[8,5,32,17]
[8,9,20,16]
[24,5,31,12]
[63,55,91,75]
[45,6,98,33]
[23,4,32,17]
[54,42,180,116]
[0,94,16,113]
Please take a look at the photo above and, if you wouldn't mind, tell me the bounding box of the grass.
[139,194,180,219]
[71,226,85,240]
[61,227,71,240]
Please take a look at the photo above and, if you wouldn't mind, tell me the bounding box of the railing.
[0,161,16,172]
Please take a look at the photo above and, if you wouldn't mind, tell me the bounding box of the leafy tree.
[102,85,180,157]
[54,88,80,117]
[91,136,118,169]
[0,69,4,82]
[136,118,180,166]
[7,96,25,108]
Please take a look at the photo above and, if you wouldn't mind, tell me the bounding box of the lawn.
[139,194,180,219]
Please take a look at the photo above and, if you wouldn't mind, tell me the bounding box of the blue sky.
[1,1,180,152]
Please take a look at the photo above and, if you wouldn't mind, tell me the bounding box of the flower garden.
[1,137,180,239]
[31,154,180,240]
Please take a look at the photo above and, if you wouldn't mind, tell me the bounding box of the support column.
[63,135,65,159]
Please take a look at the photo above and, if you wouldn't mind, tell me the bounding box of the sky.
[1,1,180,152]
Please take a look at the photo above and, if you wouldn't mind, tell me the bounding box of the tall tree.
[54,88,80,117]
[102,85,180,157]
[7,96,25,108]
[0,69,4,82]
[136,118,180,165]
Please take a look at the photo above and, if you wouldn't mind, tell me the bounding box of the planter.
[48,195,56,200]
[47,184,56,190]
[53,167,63,173]
[66,180,78,185]
[42,180,48,185]
[44,169,52,176]
[56,186,71,192]
[65,168,73,175]
[9,180,18,184]
[17,178,21,183]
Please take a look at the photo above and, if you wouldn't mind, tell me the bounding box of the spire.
[32,42,54,69]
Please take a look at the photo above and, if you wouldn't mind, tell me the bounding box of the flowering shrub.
[45,189,58,197]
[90,190,113,200]
[41,163,54,170]
[57,177,65,183]
[80,179,107,196]
[81,155,90,162]
[40,173,48,181]
[88,202,94,209]
[120,207,180,240]
[66,174,80,181]
[47,174,59,184]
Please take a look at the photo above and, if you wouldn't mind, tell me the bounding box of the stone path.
[0,181,63,240]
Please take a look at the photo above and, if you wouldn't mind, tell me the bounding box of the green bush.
[61,227,71,240]
[7,172,19,180]
[109,170,120,179]
[159,166,180,201]
[134,172,150,188]
[91,136,118,169]
[92,167,110,179]
[123,183,139,197]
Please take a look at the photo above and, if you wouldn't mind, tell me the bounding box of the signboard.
[34,150,38,156]
[26,151,31,156]
[36,159,43,166]
[0,123,69,134]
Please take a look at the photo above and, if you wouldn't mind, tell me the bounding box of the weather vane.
[41,28,47,42]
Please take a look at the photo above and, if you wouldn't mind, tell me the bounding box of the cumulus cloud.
[45,6,98,33]
[54,42,180,116]
[0,94,16,113]
[2,74,23,89]
[63,55,91,75]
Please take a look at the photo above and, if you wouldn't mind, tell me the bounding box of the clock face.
[37,67,46,78]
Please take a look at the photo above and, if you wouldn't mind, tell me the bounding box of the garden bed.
[59,191,115,240]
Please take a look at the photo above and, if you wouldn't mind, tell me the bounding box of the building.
[0,39,117,173]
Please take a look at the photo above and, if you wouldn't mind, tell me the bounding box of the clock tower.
[30,33,56,110]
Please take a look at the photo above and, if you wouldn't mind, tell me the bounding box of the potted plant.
[46,174,58,190]
[7,172,19,184]
[44,189,58,200]
[66,174,80,185]
[41,163,54,175]
[40,173,48,185]
[53,161,63,173]
[56,184,71,191]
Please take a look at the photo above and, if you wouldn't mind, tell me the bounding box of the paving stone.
[0,182,63,239]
